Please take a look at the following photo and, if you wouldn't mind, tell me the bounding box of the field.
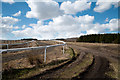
[0,40,119,80]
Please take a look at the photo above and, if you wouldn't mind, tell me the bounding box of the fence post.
[0,50,2,54]
[63,46,64,54]
[44,47,47,62]
[7,44,8,49]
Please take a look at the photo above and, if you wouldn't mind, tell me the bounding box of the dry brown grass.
[27,54,44,67]
[0,40,27,44]
[3,63,13,71]
[0,40,57,49]
[68,42,119,55]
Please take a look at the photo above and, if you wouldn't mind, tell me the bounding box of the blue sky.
[2,2,38,29]
[0,0,119,40]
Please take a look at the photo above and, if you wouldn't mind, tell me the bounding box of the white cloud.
[1,16,19,25]
[86,18,118,34]
[14,26,19,29]
[25,0,53,2]
[1,0,15,4]
[108,19,118,31]
[29,20,43,29]
[94,0,119,13]
[12,15,94,39]
[0,16,20,39]
[22,25,26,29]
[13,11,21,17]
[26,0,63,20]
[60,0,91,14]
[105,18,109,22]
[12,14,118,39]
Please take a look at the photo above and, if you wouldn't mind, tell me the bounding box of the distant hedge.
[77,33,120,44]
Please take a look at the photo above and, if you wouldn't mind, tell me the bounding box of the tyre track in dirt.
[24,43,117,79]
[68,44,117,80]
[23,49,86,80]
[77,56,110,79]
[68,44,118,63]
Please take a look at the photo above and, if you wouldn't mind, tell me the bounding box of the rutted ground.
[26,42,119,80]
[2,41,70,80]
[69,42,119,79]
[25,49,93,79]
[2,42,119,80]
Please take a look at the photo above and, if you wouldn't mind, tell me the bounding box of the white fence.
[0,40,66,62]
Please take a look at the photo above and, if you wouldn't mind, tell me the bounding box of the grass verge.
[2,47,73,80]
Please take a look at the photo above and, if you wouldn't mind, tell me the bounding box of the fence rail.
[0,40,66,62]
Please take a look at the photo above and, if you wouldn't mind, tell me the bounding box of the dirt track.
[2,42,119,79]
[69,43,118,79]
[79,56,109,79]
[23,42,119,80]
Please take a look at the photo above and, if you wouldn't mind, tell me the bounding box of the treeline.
[77,33,120,44]
[21,38,37,41]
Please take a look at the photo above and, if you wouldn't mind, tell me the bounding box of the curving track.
[24,42,119,80]
[1,41,119,80]
[79,56,110,79]
[69,43,118,79]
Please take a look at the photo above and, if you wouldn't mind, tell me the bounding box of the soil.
[25,42,119,80]
[79,56,110,79]
[2,42,119,80]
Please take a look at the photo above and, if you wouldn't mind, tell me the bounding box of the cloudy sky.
[0,0,119,40]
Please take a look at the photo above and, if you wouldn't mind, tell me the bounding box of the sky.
[0,0,119,40]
